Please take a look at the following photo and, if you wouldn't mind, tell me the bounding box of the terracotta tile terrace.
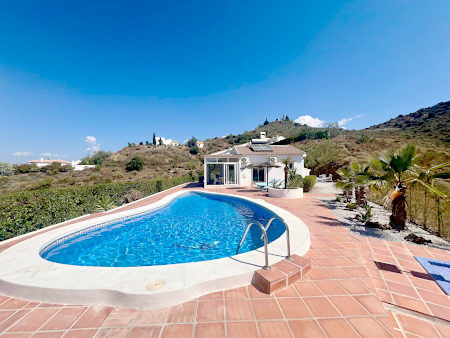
[0,183,448,337]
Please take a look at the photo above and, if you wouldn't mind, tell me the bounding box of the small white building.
[71,160,96,171]
[156,137,180,146]
[203,133,310,187]
[27,158,72,168]
[196,141,205,149]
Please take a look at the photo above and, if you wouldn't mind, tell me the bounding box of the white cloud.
[85,136,100,155]
[294,115,325,128]
[12,151,32,156]
[338,114,364,127]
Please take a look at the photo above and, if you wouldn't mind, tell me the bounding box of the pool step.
[252,255,311,294]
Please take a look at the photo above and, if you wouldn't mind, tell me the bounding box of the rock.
[365,221,392,230]
[404,233,432,245]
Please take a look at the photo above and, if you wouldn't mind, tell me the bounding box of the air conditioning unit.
[241,157,249,164]
[269,156,277,164]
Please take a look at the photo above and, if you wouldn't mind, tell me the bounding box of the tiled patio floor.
[0,183,448,337]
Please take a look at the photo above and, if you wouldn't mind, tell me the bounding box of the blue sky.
[1,1,449,163]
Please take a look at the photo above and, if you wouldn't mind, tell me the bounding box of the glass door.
[225,164,236,184]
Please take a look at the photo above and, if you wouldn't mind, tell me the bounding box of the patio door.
[225,163,237,184]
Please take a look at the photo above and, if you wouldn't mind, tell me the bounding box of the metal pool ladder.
[236,218,292,271]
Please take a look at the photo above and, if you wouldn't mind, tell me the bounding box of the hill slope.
[1,101,448,194]
[367,101,449,145]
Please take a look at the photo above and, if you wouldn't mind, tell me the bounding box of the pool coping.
[0,189,310,309]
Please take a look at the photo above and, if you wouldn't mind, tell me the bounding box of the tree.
[126,156,145,171]
[0,162,16,176]
[285,115,290,121]
[281,157,292,189]
[263,118,269,126]
[405,162,449,236]
[153,133,157,145]
[189,146,199,155]
[187,137,197,148]
[81,151,110,165]
[370,145,417,230]
[159,138,163,146]
[336,162,371,203]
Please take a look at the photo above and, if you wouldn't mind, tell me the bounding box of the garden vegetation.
[0,175,194,241]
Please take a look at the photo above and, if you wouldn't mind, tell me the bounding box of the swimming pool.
[41,191,286,267]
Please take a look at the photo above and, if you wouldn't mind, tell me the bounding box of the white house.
[156,137,180,146]
[204,133,310,187]
[27,158,72,168]
[71,160,96,171]
[196,140,205,149]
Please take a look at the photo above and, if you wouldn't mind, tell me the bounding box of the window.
[252,168,265,182]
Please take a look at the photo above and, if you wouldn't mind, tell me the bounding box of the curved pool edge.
[0,189,310,309]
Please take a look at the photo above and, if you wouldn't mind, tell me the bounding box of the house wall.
[239,154,309,187]
[203,153,310,187]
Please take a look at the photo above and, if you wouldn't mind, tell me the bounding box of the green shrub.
[346,202,357,210]
[0,175,193,241]
[126,156,145,171]
[30,179,52,190]
[189,146,199,155]
[41,163,72,175]
[302,175,316,192]
[287,175,303,189]
[81,151,111,165]
[15,164,40,174]
[155,179,163,192]
[0,162,16,176]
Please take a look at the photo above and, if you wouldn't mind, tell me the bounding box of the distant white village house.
[196,140,204,148]
[203,132,309,187]
[27,158,72,168]
[26,158,95,171]
[156,137,180,146]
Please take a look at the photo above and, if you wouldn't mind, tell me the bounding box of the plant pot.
[268,187,303,199]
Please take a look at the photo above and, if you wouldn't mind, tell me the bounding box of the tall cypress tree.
[153,132,156,145]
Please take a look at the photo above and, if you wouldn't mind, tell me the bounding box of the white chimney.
[260,132,266,139]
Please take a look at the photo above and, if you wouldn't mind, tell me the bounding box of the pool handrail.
[260,217,292,260]
[236,221,270,270]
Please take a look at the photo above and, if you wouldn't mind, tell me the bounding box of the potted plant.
[268,159,304,198]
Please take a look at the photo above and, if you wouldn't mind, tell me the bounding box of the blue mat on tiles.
[415,256,450,295]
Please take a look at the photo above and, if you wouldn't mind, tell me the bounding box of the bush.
[41,163,72,175]
[81,151,111,165]
[287,175,303,189]
[0,162,15,176]
[302,175,316,192]
[346,202,357,210]
[189,146,199,155]
[0,175,193,241]
[126,156,145,171]
[30,179,52,190]
[15,164,40,174]
[123,189,144,203]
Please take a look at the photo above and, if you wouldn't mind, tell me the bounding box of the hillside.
[0,146,204,194]
[367,101,450,145]
[1,101,449,195]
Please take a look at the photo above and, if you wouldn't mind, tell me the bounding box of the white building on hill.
[156,137,180,146]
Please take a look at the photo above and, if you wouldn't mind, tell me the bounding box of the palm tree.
[370,145,417,230]
[405,162,449,236]
[281,157,292,189]
[94,196,117,213]
[336,162,371,203]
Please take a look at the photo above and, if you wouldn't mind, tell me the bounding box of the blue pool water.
[41,192,286,267]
